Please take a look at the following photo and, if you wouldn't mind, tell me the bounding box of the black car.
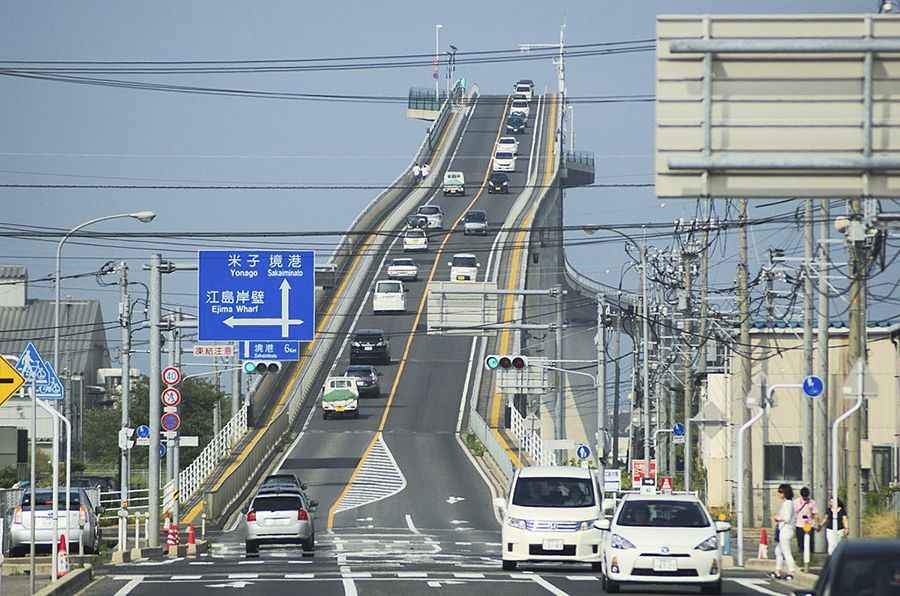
[488,172,510,194]
[506,114,526,134]
[344,365,382,397]
[350,329,391,365]
[794,539,900,596]
[260,474,307,494]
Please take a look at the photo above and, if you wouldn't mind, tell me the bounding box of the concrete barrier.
[33,564,93,596]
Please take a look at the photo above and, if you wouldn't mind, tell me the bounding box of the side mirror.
[594,519,611,531]
[492,497,506,511]
[715,521,731,533]
[477,263,481,268]
[447,262,452,267]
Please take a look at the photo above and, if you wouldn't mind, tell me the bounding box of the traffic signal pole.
[148,254,162,547]
[596,296,607,466]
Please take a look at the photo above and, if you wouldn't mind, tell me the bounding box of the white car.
[510,99,530,118]
[514,82,533,100]
[495,466,604,571]
[372,279,407,313]
[598,492,729,594]
[403,228,428,252]
[416,205,444,229]
[448,253,479,282]
[493,151,516,172]
[497,136,519,155]
[387,257,418,281]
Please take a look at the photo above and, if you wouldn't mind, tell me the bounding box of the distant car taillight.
[298,509,309,521]
[13,506,21,525]
[246,510,256,522]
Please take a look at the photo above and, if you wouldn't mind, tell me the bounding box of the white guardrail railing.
[508,401,556,466]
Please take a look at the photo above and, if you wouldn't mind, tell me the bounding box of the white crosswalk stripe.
[334,434,406,513]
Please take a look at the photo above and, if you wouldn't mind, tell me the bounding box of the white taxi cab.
[597,492,729,594]
[495,466,604,571]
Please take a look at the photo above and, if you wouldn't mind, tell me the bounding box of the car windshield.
[452,256,478,268]
[418,206,439,215]
[446,172,462,180]
[511,477,595,508]
[377,281,402,293]
[833,552,900,595]
[496,152,513,160]
[499,138,515,144]
[465,212,486,222]
[491,173,509,181]
[512,101,528,108]
[516,85,530,92]
[406,230,425,240]
[346,367,373,378]
[22,492,83,510]
[252,496,303,512]
[616,500,710,528]
[355,333,383,343]
[391,259,414,267]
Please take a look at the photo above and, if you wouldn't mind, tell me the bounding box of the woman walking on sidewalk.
[823,497,849,554]
[770,483,798,581]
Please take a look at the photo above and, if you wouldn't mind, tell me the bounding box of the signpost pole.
[29,384,36,594]
[231,346,240,418]
[596,295,606,469]
[148,254,162,548]
[173,308,183,527]
[51,416,58,583]
[118,262,130,552]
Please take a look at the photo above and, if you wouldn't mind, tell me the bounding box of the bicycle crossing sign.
[15,342,64,400]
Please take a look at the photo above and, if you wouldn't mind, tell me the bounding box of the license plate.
[456,276,467,281]
[364,346,372,351]
[653,558,677,572]
[335,407,345,412]
[542,539,564,551]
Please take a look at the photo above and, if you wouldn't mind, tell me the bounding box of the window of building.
[872,446,894,491]
[764,444,802,481]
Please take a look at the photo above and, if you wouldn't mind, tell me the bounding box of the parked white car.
[372,279,407,313]
[403,228,428,252]
[448,253,479,282]
[495,466,604,571]
[597,492,729,594]
[415,205,444,229]
[386,257,418,281]
[493,151,516,172]
[497,136,519,155]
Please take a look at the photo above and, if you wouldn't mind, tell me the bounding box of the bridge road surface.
[82,95,798,596]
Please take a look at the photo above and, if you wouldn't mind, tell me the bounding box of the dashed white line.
[227,573,259,580]
[454,572,485,579]
[530,574,570,595]
[170,575,202,580]
[405,514,421,535]
[113,577,144,596]
[285,573,314,579]
[398,571,428,578]
[342,576,359,596]
[564,576,598,581]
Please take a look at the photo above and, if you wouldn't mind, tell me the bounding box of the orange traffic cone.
[758,528,769,559]
[187,525,196,545]
[57,534,69,578]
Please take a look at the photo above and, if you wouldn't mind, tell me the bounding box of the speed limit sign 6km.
[161,387,182,407]
[162,366,182,386]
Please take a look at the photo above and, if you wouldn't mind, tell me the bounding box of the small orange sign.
[0,357,26,407]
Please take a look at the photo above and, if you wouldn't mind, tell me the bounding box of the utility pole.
[846,198,865,537]
[596,295,607,466]
[611,314,622,467]
[683,249,695,491]
[118,262,131,549]
[555,287,565,443]
[231,345,241,418]
[762,270,775,523]
[803,199,815,491]
[738,199,754,526]
[641,245,651,462]
[814,199,830,552]
[173,307,182,526]
[148,254,162,548]
[166,321,176,484]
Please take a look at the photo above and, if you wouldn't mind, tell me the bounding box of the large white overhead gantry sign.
[656,14,900,199]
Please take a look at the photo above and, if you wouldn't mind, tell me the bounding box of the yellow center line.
[488,94,557,466]
[182,110,460,525]
[327,96,511,529]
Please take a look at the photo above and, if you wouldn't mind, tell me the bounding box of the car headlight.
[506,517,527,530]
[694,535,719,551]
[609,533,636,550]
[577,519,596,531]
[352,341,361,347]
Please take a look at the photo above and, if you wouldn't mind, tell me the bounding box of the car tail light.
[13,506,21,525]
[298,509,309,521]
[79,505,87,526]
[246,510,256,522]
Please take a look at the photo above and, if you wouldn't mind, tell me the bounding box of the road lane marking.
[398,571,428,577]
[333,435,407,514]
[405,514,421,534]
[285,573,314,579]
[113,576,144,596]
[732,578,785,595]
[342,576,359,596]
[564,575,598,581]
[171,575,202,580]
[530,574,570,595]
[227,573,259,579]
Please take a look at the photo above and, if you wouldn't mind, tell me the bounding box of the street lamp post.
[435,24,443,104]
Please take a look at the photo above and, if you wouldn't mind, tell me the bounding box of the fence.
[508,404,556,467]
[408,87,449,112]
[97,488,150,523]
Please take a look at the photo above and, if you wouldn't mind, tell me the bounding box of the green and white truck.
[321,376,359,419]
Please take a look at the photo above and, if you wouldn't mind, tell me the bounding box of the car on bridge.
[495,466,604,572]
[515,80,535,98]
[344,364,382,398]
[260,474,308,495]
[403,228,428,252]
[245,490,317,556]
[497,135,519,155]
[596,492,729,594]
[350,329,391,365]
[493,150,516,173]
[442,170,466,196]
[463,210,488,236]
[449,253,479,282]
[321,376,359,419]
[372,280,407,314]
[386,257,418,281]
[510,98,530,118]
[415,205,444,229]
[488,171,510,194]
[506,113,527,134]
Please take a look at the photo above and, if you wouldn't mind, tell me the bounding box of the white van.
[372,280,407,313]
[448,253,479,282]
[493,150,516,172]
[403,228,428,252]
[494,466,604,571]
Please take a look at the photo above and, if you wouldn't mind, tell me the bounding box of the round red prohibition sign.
[161,387,182,407]
[160,412,181,432]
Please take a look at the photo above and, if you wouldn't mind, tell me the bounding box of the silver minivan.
[245,491,317,555]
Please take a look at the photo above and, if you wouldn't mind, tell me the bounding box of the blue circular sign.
[576,444,591,461]
[802,375,825,398]
[672,422,686,437]
[159,443,167,458]
[136,424,151,439]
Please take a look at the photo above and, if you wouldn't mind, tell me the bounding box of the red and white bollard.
[56,534,69,578]
[187,525,196,545]
[757,527,769,559]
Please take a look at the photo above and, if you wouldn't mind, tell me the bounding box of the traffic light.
[242,360,281,375]
[484,355,528,370]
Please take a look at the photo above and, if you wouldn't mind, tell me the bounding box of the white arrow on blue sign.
[802,375,825,398]
[576,444,592,461]
[159,443,167,458]
[198,250,316,342]
[241,340,301,361]
[672,422,686,437]
[136,425,151,439]
[15,342,64,400]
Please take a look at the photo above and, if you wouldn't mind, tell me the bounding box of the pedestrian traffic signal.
[484,355,528,370]
[242,360,281,375]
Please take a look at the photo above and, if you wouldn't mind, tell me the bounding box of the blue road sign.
[802,375,825,398]
[198,250,316,342]
[672,422,686,437]
[576,444,592,461]
[136,424,151,439]
[241,340,301,361]
[159,443,167,459]
[15,342,64,400]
